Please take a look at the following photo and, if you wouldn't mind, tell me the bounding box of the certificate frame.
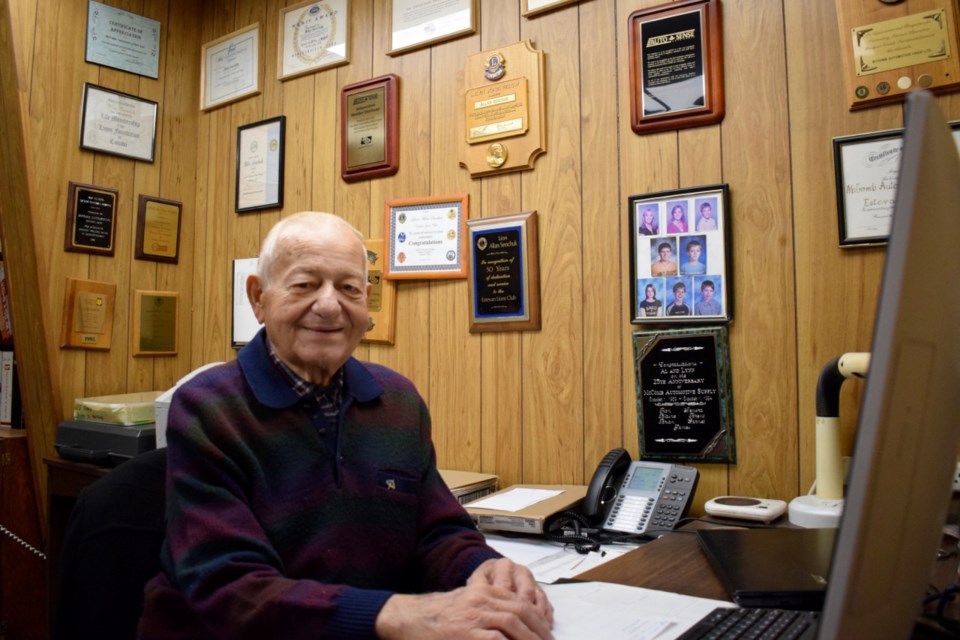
[467,211,541,333]
[135,195,182,264]
[628,184,732,325]
[132,290,179,356]
[627,0,724,135]
[64,181,118,256]
[388,0,477,56]
[80,83,157,162]
[340,74,399,182]
[278,0,349,81]
[232,257,262,348]
[60,277,117,350]
[384,194,469,280]
[235,115,286,213]
[201,22,261,111]
[522,0,582,18]
[85,0,161,79]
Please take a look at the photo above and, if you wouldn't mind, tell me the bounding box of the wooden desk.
[43,456,110,634]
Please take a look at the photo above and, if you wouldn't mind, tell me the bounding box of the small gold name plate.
[464,78,529,144]
[853,10,950,76]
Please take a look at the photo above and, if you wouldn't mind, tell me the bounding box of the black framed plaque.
[467,211,541,333]
[628,0,724,135]
[633,326,735,463]
[64,181,118,256]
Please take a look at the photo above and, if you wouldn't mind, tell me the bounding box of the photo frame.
[627,0,724,135]
[833,122,960,246]
[388,0,477,56]
[201,23,261,111]
[384,194,469,280]
[467,211,541,333]
[522,0,583,17]
[64,181,118,256]
[236,115,285,213]
[135,195,182,263]
[628,184,731,324]
[340,74,399,182]
[80,83,157,162]
[278,0,349,81]
[232,257,261,348]
[132,290,178,356]
[633,326,736,463]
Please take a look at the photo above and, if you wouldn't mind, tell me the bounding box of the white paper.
[465,487,563,512]
[542,581,735,640]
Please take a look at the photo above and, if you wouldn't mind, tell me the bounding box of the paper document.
[484,533,635,583]
[465,487,563,512]
[542,581,734,640]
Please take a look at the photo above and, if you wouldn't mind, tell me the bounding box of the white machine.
[154,362,225,447]
[788,352,870,528]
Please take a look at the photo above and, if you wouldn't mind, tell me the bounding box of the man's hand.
[375,559,553,639]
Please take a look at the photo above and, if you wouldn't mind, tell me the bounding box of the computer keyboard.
[677,606,820,640]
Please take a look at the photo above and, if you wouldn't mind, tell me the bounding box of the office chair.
[52,447,167,640]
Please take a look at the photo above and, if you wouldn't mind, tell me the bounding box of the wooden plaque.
[362,239,397,344]
[837,0,960,110]
[60,278,116,350]
[341,74,399,182]
[458,40,546,178]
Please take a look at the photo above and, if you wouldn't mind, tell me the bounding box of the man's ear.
[247,274,266,323]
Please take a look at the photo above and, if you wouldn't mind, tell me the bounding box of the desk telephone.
[584,448,699,536]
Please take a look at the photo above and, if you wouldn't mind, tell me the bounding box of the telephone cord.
[0,522,46,560]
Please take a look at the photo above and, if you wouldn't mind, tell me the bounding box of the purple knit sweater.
[138,330,499,639]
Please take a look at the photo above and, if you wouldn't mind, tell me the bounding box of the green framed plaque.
[633,326,735,463]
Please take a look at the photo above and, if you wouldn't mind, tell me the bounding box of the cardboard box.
[74,391,162,425]
[439,469,499,505]
[465,484,587,534]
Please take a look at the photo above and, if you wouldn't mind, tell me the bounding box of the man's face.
[659,246,672,261]
[702,286,714,301]
[687,245,701,261]
[675,287,686,302]
[248,221,371,385]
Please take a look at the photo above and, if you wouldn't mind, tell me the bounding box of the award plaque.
[633,326,735,463]
[627,0,724,135]
[467,211,541,333]
[340,75,399,182]
[132,290,178,356]
[60,278,116,350]
[80,83,157,162]
[85,1,160,79]
[458,40,546,178]
[135,195,182,263]
[362,239,397,344]
[64,181,118,256]
[837,0,960,110]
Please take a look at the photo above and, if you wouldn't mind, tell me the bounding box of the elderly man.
[138,212,553,639]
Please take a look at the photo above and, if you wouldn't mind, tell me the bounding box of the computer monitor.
[818,90,960,638]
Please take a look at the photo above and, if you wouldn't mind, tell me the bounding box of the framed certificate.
[628,184,732,324]
[232,257,261,348]
[627,0,724,135]
[341,74,399,182]
[80,83,157,162]
[132,290,179,356]
[522,0,583,18]
[64,181,118,256]
[467,211,541,333]
[135,195,182,263]
[384,194,469,279]
[278,0,349,81]
[388,0,477,56]
[235,115,285,213]
[85,1,160,79]
[201,23,261,111]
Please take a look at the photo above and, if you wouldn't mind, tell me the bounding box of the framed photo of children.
[628,184,731,324]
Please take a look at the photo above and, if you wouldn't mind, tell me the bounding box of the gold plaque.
[60,278,116,350]
[132,291,179,356]
[362,239,396,345]
[458,40,546,178]
[346,86,387,169]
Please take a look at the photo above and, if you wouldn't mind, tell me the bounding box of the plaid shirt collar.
[266,339,344,407]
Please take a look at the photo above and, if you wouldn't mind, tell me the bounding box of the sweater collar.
[238,328,383,409]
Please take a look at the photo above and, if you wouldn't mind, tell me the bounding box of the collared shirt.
[266,339,343,441]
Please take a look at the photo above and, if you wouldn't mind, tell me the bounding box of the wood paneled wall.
[6,0,959,520]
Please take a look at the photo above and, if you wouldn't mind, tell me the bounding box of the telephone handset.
[584,448,699,536]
